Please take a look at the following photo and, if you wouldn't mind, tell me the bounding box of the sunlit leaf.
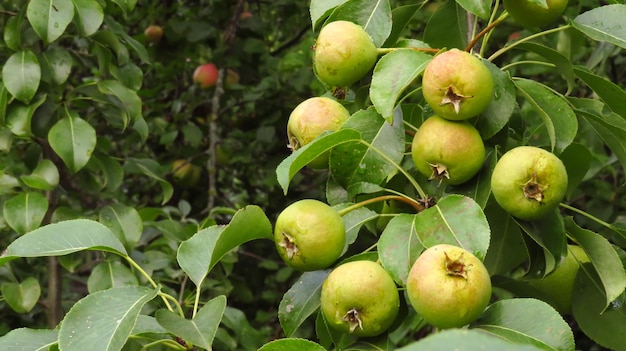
[72,0,104,36]
[0,328,58,351]
[324,0,392,47]
[379,214,423,285]
[259,338,327,351]
[21,159,59,191]
[395,328,543,350]
[573,4,626,49]
[27,0,74,44]
[99,203,142,251]
[2,50,41,104]
[310,0,346,30]
[48,110,96,173]
[58,286,158,351]
[2,192,48,235]
[87,260,139,293]
[6,95,46,137]
[0,219,127,266]
[414,195,490,260]
[40,47,73,85]
[177,205,273,286]
[370,49,431,123]
[473,298,574,350]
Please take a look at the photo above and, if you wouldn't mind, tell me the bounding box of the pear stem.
[337,195,424,217]
[465,13,508,53]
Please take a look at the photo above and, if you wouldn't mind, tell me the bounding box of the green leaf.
[383,4,421,47]
[4,15,24,51]
[516,211,567,278]
[513,78,577,154]
[0,82,7,124]
[0,328,58,351]
[514,42,576,94]
[330,109,404,189]
[276,129,362,194]
[378,214,423,286]
[40,46,73,85]
[278,271,328,337]
[6,95,46,137]
[414,194,491,260]
[2,50,41,104]
[102,16,150,64]
[573,4,626,49]
[156,295,226,350]
[310,0,345,31]
[21,158,60,190]
[87,260,139,293]
[325,0,392,47]
[124,158,172,204]
[424,0,467,50]
[565,217,626,309]
[474,61,516,140]
[572,262,626,350]
[2,192,48,235]
[339,204,378,249]
[99,203,143,250]
[97,80,142,128]
[456,0,491,19]
[473,298,574,350]
[450,148,497,209]
[92,30,129,66]
[48,110,96,173]
[27,0,74,44]
[1,277,41,313]
[131,315,167,335]
[259,338,327,351]
[0,219,127,266]
[574,65,626,119]
[177,205,273,286]
[89,154,124,192]
[483,200,527,276]
[110,0,137,14]
[396,328,544,351]
[72,0,104,36]
[58,286,158,351]
[570,98,626,172]
[370,49,431,122]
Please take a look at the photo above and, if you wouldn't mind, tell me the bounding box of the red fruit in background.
[144,25,163,44]
[193,63,219,89]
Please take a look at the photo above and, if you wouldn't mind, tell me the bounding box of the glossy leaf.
[310,0,346,31]
[3,15,23,51]
[473,298,574,350]
[396,328,543,351]
[573,4,626,49]
[99,203,143,250]
[378,214,423,285]
[574,65,626,118]
[559,143,593,199]
[276,129,362,194]
[156,295,226,350]
[72,0,104,36]
[21,158,59,190]
[572,262,626,351]
[370,49,431,123]
[0,328,58,351]
[48,110,96,173]
[450,148,496,209]
[414,194,490,260]
[475,61,517,140]
[337,204,378,251]
[40,46,73,85]
[92,30,129,65]
[0,219,127,266]
[2,50,41,104]
[1,277,41,313]
[124,158,173,204]
[565,217,626,309]
[177,205,273,286]
[2,192,48,235]
[259,338,327,351]
[58,286,158,351]
[456,0,491,19]
[513,78,577,154]
[423,0,467,50]
[279,271,328,337]
[87,260,139,293]
[6,95,46,137]
[27,0,74,44]
[325,0,392,47]
[330,109,404,189]
[131,315,167,335]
